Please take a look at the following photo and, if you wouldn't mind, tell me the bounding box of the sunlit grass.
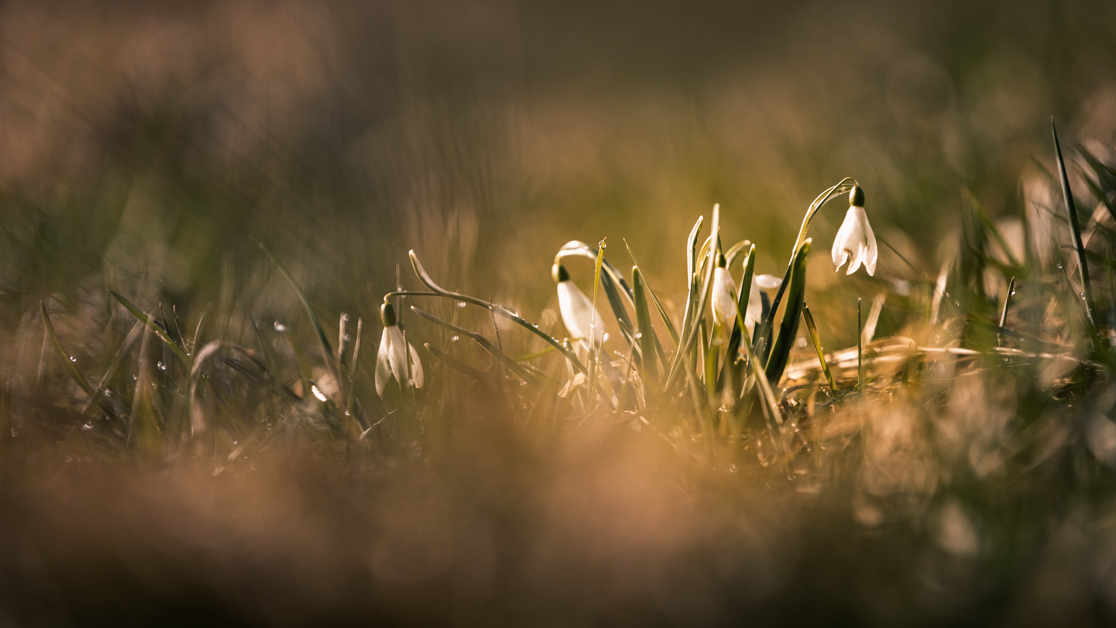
[7,118,1116,623]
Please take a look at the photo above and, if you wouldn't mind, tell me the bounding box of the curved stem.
[753,178,859,362]
[401,252,589,375]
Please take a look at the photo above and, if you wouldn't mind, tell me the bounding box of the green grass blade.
[109,291,190,367]
[632,266,658,386]
[802,304,838,393]
[623,239,679,346]
[1052,119,1096,326]
[40,303,94,396]
[765,239,811,385]
[81,319,144,415]
[997,276,1016,348]
[719,244,755,389]
[254,240,341,389]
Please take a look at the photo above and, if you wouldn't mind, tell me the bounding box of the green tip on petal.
[850,186,865,207]
[716,252,727,268]
[552,264,570,284]
[380,302,397,327]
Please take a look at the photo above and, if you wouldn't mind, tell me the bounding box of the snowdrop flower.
[553,264,604,348]
[713,254,779,335]
[711,254,737,326]
[375,302,424,397]
[832,186,877,276]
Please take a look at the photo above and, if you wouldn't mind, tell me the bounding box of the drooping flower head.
[375,302,424,397]
[553,263,604,348]
[831,186,877,276]
[711,253,737,326]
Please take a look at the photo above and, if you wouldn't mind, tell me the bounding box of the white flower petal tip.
[711,266,737,326]
[831,204,877,277]
[557,278,604,348]
[755,274,782,290]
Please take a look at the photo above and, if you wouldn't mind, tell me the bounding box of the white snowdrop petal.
[375,328,392,397]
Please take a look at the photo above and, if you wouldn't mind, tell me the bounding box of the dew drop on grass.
[634,331,643,339]
[451,335,460,342]
[341,312,350,322]
[456,301,467,308]
[273,321,287,331]
[157,361,166,371]
[82,423,93,431]
[69,356,76,363]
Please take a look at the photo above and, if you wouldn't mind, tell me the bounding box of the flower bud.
[552,263,570,284]
[850,185,865,208]
[380,302,397,327]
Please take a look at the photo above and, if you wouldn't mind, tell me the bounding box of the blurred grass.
[1,0,1116,625]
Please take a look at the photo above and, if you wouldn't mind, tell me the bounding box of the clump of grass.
[6,126,1116,625]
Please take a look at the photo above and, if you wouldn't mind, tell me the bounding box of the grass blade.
[802,304,838,393]
[632,266,658,386]
[109,291,190,367]
[1052,119,1096,326]
[765,239,811,385]
[40,303,93,396]
[405,250,588,375]
[997,276,1016,347]
[411,306,540,390]
[624,239,679,346]
[81,319,144,415]
[254,240,341,392]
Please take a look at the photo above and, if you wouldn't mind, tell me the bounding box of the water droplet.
[729,464,737,473]
[340,312,350,322]
[157,361,167,371]
[451,335,460,342]
[82,422,93,431]
[343,333,351,342]
[273,321,287,331]
[634,332,643,339]
[69,356,77,363]
[456,301,467,308]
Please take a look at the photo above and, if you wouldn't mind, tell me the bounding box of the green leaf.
[765,239,811,385]
[632,266,658,386]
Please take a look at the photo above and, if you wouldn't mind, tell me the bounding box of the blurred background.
[3,0,1116,354]
[3,1,1116,624]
